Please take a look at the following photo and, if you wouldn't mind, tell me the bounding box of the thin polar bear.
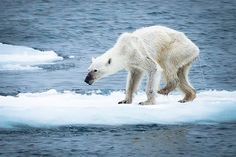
[85,26,199,105]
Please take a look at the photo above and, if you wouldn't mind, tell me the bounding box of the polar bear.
[85,26,199,105]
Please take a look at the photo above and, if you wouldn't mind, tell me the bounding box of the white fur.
[87,26,199,105]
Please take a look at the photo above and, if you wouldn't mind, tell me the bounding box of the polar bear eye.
[94,69,98,72]
[108,58,112,64]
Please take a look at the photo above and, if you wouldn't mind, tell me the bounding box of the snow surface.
[0,90,235,128]
[0,43,63,70]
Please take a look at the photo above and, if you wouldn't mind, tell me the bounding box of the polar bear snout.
[84,72,95,85]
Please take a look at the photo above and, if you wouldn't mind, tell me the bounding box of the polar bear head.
[84,56,114,85]
[84,33,140,85]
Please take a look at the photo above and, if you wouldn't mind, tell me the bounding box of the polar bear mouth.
[85,79,94,85]
[84,77,94,85]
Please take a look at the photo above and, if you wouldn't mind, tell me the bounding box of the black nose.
[84,73,93,85]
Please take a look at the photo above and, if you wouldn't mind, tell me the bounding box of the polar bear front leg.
[118,69,143,104]
[139,68,161,105]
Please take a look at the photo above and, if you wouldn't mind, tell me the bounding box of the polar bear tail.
[177,61,196,102]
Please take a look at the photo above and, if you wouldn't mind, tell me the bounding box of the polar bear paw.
[118,99,132,104]
[138,100,156,105]
[158,88,170,95]
[178,99,187,103]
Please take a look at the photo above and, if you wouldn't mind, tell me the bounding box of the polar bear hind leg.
[177,62,196,103]
[158,64,179,95]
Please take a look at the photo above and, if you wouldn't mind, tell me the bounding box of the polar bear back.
[132,26,199,69]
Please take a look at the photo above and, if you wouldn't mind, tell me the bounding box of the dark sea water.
[1,124,236,157]
[0,0,236,156]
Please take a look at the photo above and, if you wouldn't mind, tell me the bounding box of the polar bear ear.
[92,57,96,62]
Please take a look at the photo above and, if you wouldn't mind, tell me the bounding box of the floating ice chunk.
[0,90,236,128]
[0,43,63,71]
